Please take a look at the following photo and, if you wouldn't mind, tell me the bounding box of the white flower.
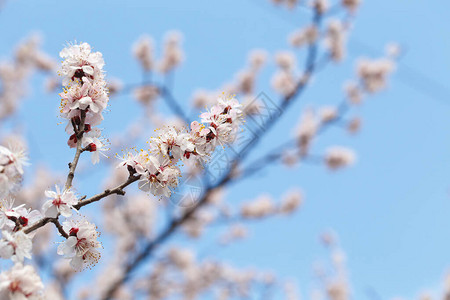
[325,20,346,62]
[241,195,275,219]
[0,264,44,300]
[57,219,102,271]
[0,145,29,197]
[288,25,318,48]
[0,200,22,231]
[280,189,303,214]
[133,35,154,71]
[325,146,356,170]
[59,42,105,86]
[295,108,318,154]
[42,185,78,218]
[117,96,243,198]
[0,145,29,175]
[356,58,395,93]
[319,106,338,123]
[342,0,361,13]
[58,42,110,156]
[274,51,297,71]
[82,128,108,164]
[116,150,147,175]
[138,157,181,198]
[0,231,32,262]
[158,31,184,73]
[67,81,108,113]
[271,70,297,96]
[0,200,41,233]
[150,127,195,162]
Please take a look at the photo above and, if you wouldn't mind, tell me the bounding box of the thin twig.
[238,100,350,179]
[159,85,191,124]
[73,175,141,210]
[50,218,69,238]
[65,110,87,190]
[24,175,141,235]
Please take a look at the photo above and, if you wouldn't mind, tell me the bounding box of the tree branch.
[65,110,87,190]
[100,10,325,300]
[238,100,351,179]
[158,85,191,124]
[24,175,141,236]
[73,174,141,210]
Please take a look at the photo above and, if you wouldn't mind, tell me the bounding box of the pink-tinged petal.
[89,103,100,113]
[70,256,84,271]
[59,205,73,218]
[45,190,57,198]
[82,65,94,75]
[138,180,150,192]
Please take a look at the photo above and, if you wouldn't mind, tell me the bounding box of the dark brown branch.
[24,175,141,236]
[73,175,140,210]
[50,218,69,238]
[23,218,53,235]
[24,216,68,238]
[65,110,87,190]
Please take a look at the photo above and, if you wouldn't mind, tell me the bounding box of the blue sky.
[1,0,450,299]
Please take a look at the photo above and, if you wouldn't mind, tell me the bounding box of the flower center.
[52,197,64,207]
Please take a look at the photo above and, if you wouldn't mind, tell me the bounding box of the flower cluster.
[191,49,267,113]
[0,145,28,197]
[0,34,55,122]
[0,200,41,263]
[356,57,395,93]
[57,219,102,271]
[326,20,346,62]
[324,146,356,170]
[118,96,243,198]
[0,264,43,300]
[0,142,45,297]
[271,51,298,96]
[288,25,318,48]
[58,42,109,164]
[240,189,303,219]
[342,0,361,13]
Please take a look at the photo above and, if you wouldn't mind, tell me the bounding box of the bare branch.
[73,175,141,210]
[65,110,87,190]
[24,175,141,236]
[159,85,191,124]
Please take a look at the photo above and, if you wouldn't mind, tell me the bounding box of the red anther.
[84,124,91,132]
[69,134,77,142]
